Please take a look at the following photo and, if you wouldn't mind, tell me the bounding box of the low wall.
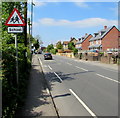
[56,53,75,58]
[56,53,119,64]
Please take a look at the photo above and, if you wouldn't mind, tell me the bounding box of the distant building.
[89,26,119,51]
[75,33,92,53]
[70,37,77,45]
[41,46,46,51]
[62,41,69,50]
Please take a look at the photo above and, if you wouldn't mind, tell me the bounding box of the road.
[37,54,118,117]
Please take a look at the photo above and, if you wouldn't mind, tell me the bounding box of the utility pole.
[31,0,35,36]
[31,0,33,36]
[24,2,27,47]
[28,18,31,51]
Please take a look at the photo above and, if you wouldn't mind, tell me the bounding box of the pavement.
[16,55,58,117]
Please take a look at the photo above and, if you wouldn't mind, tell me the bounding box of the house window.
[91,41,94,45]
[96,40,98,44]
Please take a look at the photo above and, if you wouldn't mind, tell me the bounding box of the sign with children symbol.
[5,8,25,26]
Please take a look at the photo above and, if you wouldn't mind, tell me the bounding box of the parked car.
[44,53,52,60]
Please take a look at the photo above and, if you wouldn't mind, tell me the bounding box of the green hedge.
[2,42,31,118]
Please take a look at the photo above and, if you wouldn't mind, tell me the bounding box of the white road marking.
[96,73,120,83]
[69,89,97,117]
[46,88,50,94]
[53,72,63,82]
[75,66,88,72]
[48,65,53,70]
[38,57,43,66]
[67,62,72,65]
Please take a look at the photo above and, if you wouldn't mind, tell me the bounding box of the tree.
[34,39,39,50]
[47,44,54,52]
[56,41,63,49]
[68,42,75,50]
[34,35,43,47]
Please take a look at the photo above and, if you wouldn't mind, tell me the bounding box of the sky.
[27,2,118,47]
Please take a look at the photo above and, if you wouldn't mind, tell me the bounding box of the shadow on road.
[53,93,71,99]
[44,70,94,91]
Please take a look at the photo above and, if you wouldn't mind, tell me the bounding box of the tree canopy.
[56,41,63,49]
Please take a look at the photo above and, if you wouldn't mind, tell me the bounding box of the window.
[96,40,98,44]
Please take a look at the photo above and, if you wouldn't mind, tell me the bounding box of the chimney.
[104,26,107,29]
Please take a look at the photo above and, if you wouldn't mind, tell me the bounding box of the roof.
[89,26,114,41]
[76,46,82,49]
[63,41,69,45]
[89,44,102,48]
[76,34,90,45]
[70,37,77,42]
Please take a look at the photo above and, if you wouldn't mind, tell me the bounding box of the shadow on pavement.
[15,63,52,117]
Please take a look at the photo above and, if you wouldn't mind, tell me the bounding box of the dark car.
[44,53,52,60]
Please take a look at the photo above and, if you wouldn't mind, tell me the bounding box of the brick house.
[75,33,93,53]
[89,26,119,51]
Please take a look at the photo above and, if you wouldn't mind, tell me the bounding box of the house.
[70,37,77,45]
[75,33,92,53]
[62,41,69,50]
[89,26,119,51]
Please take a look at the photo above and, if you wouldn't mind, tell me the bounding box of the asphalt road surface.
[37,54,118,117]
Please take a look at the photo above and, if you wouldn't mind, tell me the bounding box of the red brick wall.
[102,26,119,51]
[82,35,93,50]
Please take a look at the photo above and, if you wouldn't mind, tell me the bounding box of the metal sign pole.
[15,35,19,92]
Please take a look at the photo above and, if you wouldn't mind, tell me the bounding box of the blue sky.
[28,2,118,46]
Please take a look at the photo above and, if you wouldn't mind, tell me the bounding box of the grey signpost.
[5,8,25,93]
[14,35,18,87]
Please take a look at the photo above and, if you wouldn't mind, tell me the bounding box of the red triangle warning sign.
[5,8,25,26]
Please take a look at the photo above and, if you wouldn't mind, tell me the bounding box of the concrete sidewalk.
[16,55,58,117]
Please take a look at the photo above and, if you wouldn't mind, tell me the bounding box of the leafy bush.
[50,49,58,54]
[2,2,31,118]
[73,48,78,55]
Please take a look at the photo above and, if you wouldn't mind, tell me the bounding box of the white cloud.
[34,17,117,28]
[33,0,46,7]
[74,2,89,8]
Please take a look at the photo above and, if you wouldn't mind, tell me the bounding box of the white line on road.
[54,72,63,82]
[69,89,97,117]
[67,62,72,65]
[38,57,43,66]
[48,65,53,70]
[46,88,50,94]
[75,66,88,71]
[96,73,120,83]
